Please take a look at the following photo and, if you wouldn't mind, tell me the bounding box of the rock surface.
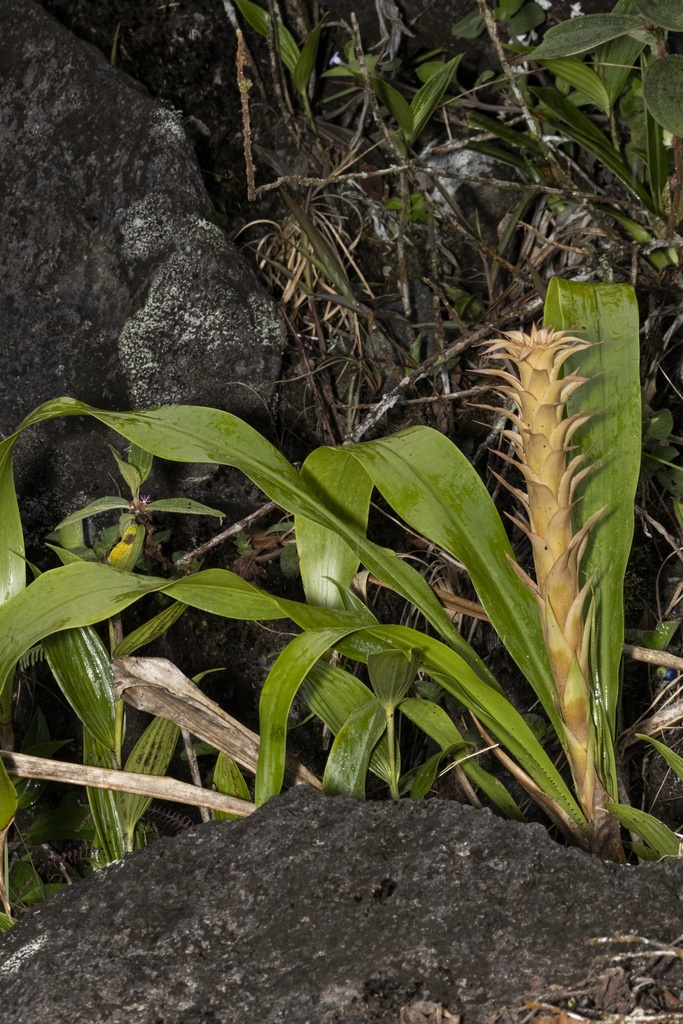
[2,788,683,1023]
[0,0,282,537]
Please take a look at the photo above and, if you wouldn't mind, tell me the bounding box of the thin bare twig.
[344,293,544,442]
[174,501,278,567]
[236,28,257,201]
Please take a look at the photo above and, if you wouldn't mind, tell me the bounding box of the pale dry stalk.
[484,325,602,829]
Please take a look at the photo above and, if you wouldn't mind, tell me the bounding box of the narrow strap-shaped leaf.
[322,699,385,798]
[339,428,559,724]
[256,627,363,806]
[399,697,525,820]
[544,279,640,797]
[121,715,181,847]
[605,801,680,858]
[43,625,117,752]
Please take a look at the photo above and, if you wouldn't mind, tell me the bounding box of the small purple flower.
[139,494,151,505]
[329,51,342,66]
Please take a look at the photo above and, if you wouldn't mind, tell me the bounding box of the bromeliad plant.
[0,278,677,868]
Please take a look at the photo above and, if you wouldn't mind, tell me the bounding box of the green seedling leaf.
[233,0,300,74]
[368,648,419,711]
[297,446,374,609]
[128,443,153,485]
[646,408,674,440]
[531,14,644,58]
[536,57,610,113]
[146,498,224,518]
[121,715,181,848]
[452,10,485,38]
[291,15,326,96]
[497,0,526,20]
[637,733,683,785]
[409,54,462,144]
[509,3,546,35]
[108,445,142,497]
[43,625,117,752]
[531,86,656,211]
[410,744,460,800]
[25,802,96,844]
[372,76,414,140]
[112,601,187,657]
[213,753,251,821]
[399,696,525,819]
[605,801,680,858]
[54,496,130,531]
[83,728,125,862]
[643,56,683,138]
[638,621,679,650]
[300,660,392,785]
[256,626,359,805]
[322,698,385,798]
[634,0,683,30]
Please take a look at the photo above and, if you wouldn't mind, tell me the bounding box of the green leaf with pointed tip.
[531,87,656,211]
[112,601,187,657]
[531,14,644,59]
[43,625,117,752]
[233,0,300,74]
[128,443,154,485]
[337,428,558,727]
[25,803,96,844]
[637,733,683,784]
[408,54,462,144]
[54,497,130,531]
[593,0,645,110]
[399,697,525,820]
[296,447,374,609]
[643,56,683,138]
[372,76,414,140]
[368,648,419,711]
[146,498,224,518]
[213,753,251,821]
[605,801,679,857]
[634,0,683,30]
[108,446,141,498]
[536,56,610,113]
[256,627,358,806]
[291,15,326,96]
[0,436,25,609]
[121,715,180,847]
[544,278,641,799]
[83,728,125,862]
[451,10,485,38]
[322,698,385,798]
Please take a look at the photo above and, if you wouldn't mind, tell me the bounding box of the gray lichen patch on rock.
[0,0,282,535]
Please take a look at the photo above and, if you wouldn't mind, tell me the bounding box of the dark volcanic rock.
[0,0,282,537]
[1,789,682,1023]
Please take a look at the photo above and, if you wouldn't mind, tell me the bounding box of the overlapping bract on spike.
[483,324,600,820]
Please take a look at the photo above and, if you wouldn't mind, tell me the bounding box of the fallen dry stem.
[1,750,255,817]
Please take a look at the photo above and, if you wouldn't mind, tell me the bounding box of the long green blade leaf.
[544,278,640,797]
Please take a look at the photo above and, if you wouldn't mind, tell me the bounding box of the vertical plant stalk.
[484,326,608,846]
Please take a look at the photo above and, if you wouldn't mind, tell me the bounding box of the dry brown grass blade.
[1,750,254,817]
[112,657,321,791]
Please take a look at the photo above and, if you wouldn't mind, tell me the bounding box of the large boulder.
[0,0,282,539]
[1,788,682,1023]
